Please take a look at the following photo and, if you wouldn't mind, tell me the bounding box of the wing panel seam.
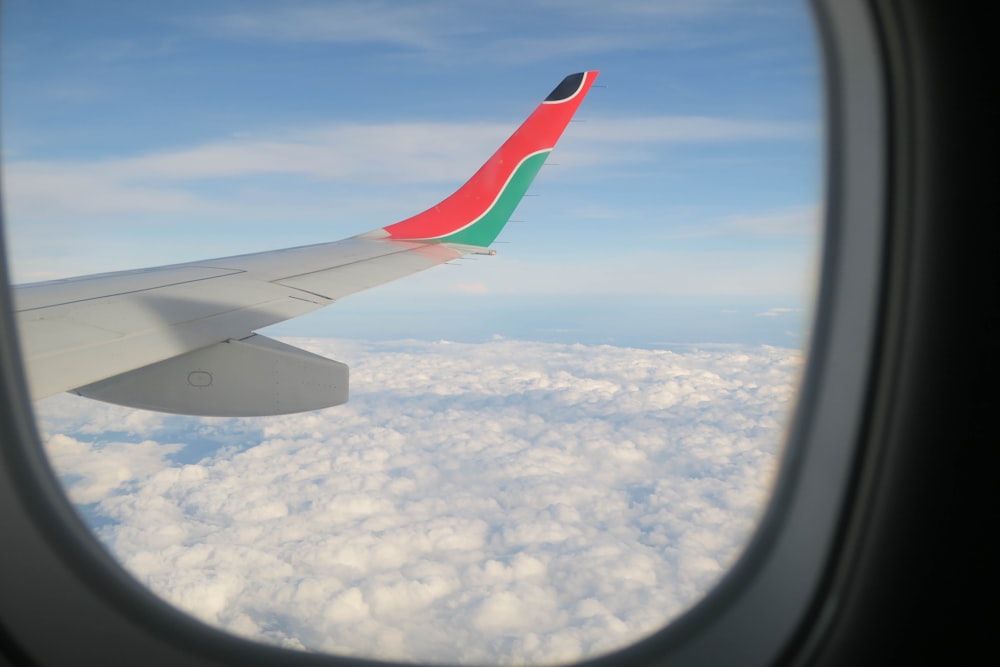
[16,269,248,313]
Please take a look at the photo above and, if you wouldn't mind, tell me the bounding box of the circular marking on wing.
[188,371,213,387]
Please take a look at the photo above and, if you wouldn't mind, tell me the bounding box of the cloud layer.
[36,338,801,664]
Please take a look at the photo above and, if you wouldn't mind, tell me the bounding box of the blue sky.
[2,0,822,347]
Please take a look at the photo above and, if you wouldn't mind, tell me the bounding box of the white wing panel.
[14,237,473,401]
[196,237,421,282]
[276,243,462,299]
[13,266,243,311]
[18,280,328,400]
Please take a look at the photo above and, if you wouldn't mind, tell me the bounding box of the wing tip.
[544,71,600,103]
[381,70,598,244]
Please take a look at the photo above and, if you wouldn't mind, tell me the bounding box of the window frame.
[1,1,946,665]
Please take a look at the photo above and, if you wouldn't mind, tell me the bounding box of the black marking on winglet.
[545,72,585,102]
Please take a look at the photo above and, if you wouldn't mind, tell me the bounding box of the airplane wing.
[11,71,599,416]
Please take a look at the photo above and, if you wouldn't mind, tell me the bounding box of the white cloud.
[2,115,809,225]
[35,337,802,664]
[44,433,183,505]
[455,282,490,294]
[720,205,821,237]
[573,116,813,145]
[756,306,801,317]
[196,0,743,59]
[384,248,814,298]
[660,205,821,241]
[201,2,471,49]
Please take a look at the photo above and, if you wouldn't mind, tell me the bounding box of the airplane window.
[1,1,821,664]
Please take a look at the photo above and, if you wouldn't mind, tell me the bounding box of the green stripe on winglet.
[437,151,550,247]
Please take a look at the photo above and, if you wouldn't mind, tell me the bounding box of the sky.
[2,0,821,663]
[1,0,821,347]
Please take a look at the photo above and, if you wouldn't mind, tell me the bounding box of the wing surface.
[13,71,599,413]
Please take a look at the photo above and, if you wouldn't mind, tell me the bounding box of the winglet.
[379,71,599,247]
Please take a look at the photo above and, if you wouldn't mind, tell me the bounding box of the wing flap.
[73,334,348,417]
[21,292,325,400]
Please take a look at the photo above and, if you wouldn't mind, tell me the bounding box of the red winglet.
[382,71,599,241]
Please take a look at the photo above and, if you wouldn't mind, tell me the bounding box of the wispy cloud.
[3,115,810,224]
[194,0,753,63]
[720,206,821,236]
[199,2,476,49]
[435,249,815,297]
[658,205,822,242]
[540,0,737,18]
[71,36,180,64]
[455,282,489,294]
[755,307,801,318]
[575,116,813,144]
